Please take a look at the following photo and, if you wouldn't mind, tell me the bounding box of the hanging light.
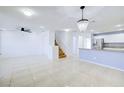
[77,6,89,32]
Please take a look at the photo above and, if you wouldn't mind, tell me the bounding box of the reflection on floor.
[0,56,124,87]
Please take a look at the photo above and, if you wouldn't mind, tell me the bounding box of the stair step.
[55,40,66,59]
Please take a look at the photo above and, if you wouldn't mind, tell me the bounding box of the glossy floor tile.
[0,56,124,87]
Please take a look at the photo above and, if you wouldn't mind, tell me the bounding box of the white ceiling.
[0,6,124,32]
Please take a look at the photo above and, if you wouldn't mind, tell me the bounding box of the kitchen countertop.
[79,48,124,53]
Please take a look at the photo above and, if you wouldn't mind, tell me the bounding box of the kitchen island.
[79,48,124,71]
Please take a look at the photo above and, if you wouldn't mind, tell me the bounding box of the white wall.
[44,31,58,60]
[78,32,92,49]
[0,30,54,59]
[78,33,83,48]
[0,30,1,55]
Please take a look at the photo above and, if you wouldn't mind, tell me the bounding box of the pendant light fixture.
[77,6,89,32]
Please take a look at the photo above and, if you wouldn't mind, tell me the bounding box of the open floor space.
[0,56,124,87]
[0,6,124,87]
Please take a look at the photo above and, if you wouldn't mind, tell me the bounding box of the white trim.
[79,58,124,72]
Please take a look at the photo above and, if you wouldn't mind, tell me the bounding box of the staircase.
[55,40,66,58]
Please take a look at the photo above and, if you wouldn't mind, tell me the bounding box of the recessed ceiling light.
[64,29,71,32]
[118,28,124,31]
[21,8,34,16]
[115,24,123,27]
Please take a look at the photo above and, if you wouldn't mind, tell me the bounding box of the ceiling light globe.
[77,19,89,32]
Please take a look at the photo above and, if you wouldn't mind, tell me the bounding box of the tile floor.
[0,56,124,87]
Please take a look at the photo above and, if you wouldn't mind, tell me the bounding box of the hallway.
[0,56,124,87]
